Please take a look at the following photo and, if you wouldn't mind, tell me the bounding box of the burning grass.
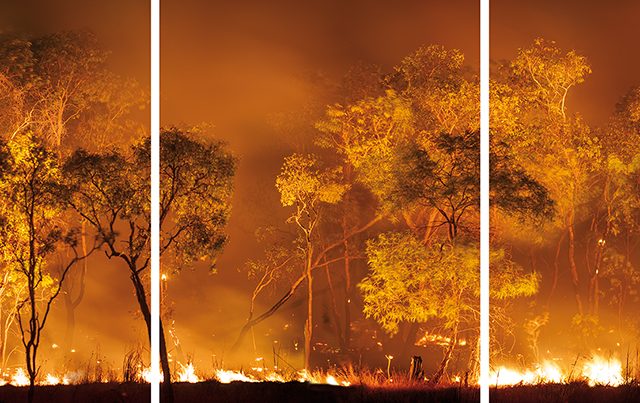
[490,355,631,387]
[2,357,640,403]
[2,351,640,402]
[0,356,481,402]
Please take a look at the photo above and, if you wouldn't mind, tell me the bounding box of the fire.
[141,367,163,383]
[582,356,623,386]
[11,368,30,386]
[490,366,537,386]
[177,363,199,383]
[215,369,259,383]
[264,372,286,382]
[537,361,563,384]
[491,355,624,387]
[45,374,61,385]
[415,332,468,347]
[296,369,350,386]
[0,353,624,389]
[325,374,350,387]
[0,368,76,386]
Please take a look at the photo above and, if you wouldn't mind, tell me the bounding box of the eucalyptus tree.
[0,31,146,352]
[0,133,99,402]
[63,128,235,402]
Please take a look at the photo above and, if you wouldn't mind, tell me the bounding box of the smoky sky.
[492,0,640,126]
[161,0,479,368]
[5,0,636,372]
[161,0,640,369]
[0,0,150,81]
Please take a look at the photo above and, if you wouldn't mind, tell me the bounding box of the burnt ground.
[2,382,639,402]
[0,381,476,403]
[490,383,640,403]
[0,383,149,403]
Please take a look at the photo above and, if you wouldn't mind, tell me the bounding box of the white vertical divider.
[480,0,490,401]
[151,0,161,401]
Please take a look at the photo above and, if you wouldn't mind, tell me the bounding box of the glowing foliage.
[63,128,235,387]
[360,233,537,336]
[0,133,64,295]
[0,31,145,150]
[276,153,347,209]
[0,133,95,390]
[157,128,235,270]
[510,38,591,119]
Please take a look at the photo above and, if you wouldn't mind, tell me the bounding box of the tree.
[0,137,24,371]
[360,233,538,383]
[493,39,599,317]
[0,31,147,354]
[316,44,481,243]
[233,209,380,355]
[243,228,299,355]
[314,44,550,380]
[275,153,348,369]
[591,87,640,335]
[0,31,145,150]
[63,128,235,403]
[0,133,98,402]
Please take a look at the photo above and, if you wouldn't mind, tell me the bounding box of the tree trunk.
[409,356,424,381]
[158,319,173,401]
[324,263,345,351]
[399,322,419,361]
[304,242,313,370]
[63,292,76,354]
[430,323,458,384]
[28,382,35,403]
[63,221,89,354]
[232,273,307,351]
[547,231,566,307]
[342,217,352,353]
[130,271,174,403]
[0,303,4,374]
[465,337,480,386]
[233,215,381,351]
[567,210,583,315]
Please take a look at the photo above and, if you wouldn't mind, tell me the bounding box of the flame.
[141,367,164,383]
[177,363,199,383]
[215,369,258,383]
[490,355,624,387]
[537,361,564,384]
[45,374,61,385]
[415,332,467,347]
[0,352,623,389]
[582,356,623,386]
[325,374,351,386]
[11,368,30,386]
[295,369,350,386]
[490,366,537,386]
[325,374,340,385]
[264,372,286,382]
[490,361,566,386]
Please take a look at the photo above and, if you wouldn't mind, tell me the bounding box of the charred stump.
[409,356,424,381]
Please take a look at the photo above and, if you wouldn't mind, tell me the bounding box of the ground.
[0,381,475,403]
[2,382,639,402]
[490,383,640,403]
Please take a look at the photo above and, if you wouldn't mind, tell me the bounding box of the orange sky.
[492,0,640,126]
[4,0,639,370]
